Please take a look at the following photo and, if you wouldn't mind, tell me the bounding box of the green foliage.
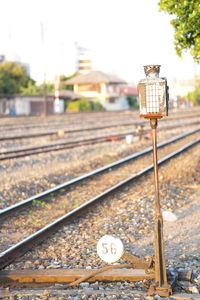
[38,82,54,94]
[59,73,78,91]
[20,81,39,95]
[66,98,104,112]
[0,61,35,94]
[158,0,200,62]
[187,76,200,105]
[90,101,104,111]
[78,98,91,111]
[21,81,54,95]
[66,101,79,112]
[0,61,55,95]
[126,95,139,109]
[32,199,46,208]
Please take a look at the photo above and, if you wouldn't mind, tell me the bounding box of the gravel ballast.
[0,108,199,299]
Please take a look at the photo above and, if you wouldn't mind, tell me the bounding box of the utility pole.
[40,22,47,116]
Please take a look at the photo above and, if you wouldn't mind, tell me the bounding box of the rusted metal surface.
[122,253,154,272]
[0,268,154,285]
[68,264,152,287]
[148,284,172,297]
[150,118,172,297]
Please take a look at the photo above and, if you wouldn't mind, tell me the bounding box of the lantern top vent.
[144,65,161,77]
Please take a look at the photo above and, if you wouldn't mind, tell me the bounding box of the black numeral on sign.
[102,242,116,255]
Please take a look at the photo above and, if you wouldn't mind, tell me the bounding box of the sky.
[0,0,199,86]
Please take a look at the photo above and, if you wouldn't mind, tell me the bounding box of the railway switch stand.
[67,64,172,297]
[138,64,172,296]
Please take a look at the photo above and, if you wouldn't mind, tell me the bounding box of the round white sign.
[97,235,124,264]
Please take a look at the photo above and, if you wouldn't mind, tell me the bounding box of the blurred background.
[0,0,199,115]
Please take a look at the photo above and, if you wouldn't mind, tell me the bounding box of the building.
[75,44,93,74]
[120,86,138,100]
[0,95,55,116]
[78,51,92,75]
[65,70,129,110]
[0,90,82,116]
[0,55,5,63]
[171,78,195,98]
[170,78,196,108]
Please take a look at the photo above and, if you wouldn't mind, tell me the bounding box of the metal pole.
[150,118,169,290]
[41,22,47,117]
[43,72,47,116]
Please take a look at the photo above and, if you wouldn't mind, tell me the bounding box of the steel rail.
[0,111,137,130]
[0,116,199,141]
[0,119,139,132]
[0,132,129,160]
[0,127,199,219]
[0,122,141,141]
[0,110,199,132]
[0,112,134,129]
[0,122,200,162]
[0,137,199,270]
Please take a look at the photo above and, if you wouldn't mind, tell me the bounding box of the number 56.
[102,242,117,255]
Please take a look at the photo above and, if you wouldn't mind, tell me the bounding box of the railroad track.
[0,132,129,160]
[0,122,200,161]
[0,111,138,131]
[0,128,199,270]
[0,120,139,140]
[1,127,199,217]
[0,111,200,141]
[0,107,198,130]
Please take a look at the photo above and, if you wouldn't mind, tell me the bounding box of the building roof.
[120,86,138,96]
[58,90,82,99]
[65,70,126,85]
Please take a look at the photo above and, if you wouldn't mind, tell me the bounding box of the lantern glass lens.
[138,76,168,118]
[146,83,165,113]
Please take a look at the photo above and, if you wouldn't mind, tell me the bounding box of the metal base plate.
[0,268,154,285]
[148,283,172,297]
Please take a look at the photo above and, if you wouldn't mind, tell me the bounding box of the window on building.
[78,84,100,92]
[109,98,116,103]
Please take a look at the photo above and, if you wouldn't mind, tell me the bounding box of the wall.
[15,97,30,115]
[0,95,56,116]
[103,96,129,111]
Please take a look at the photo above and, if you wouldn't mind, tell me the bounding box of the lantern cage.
[138,65,168,119]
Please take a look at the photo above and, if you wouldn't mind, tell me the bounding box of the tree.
[59,73,78,91]
[0,61,35,94]
[21,81,54,95]
[126,95,139,109]
[158,0,200,62]
[90,101,104,111]
[20,81,39,95]
[66,98,104,112]
[187,76,200,105]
